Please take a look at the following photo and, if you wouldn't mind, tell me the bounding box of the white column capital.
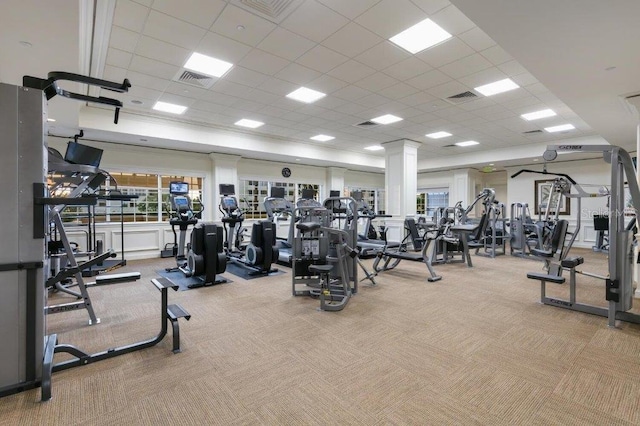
[382,139,422,152]
[209,153,242,165]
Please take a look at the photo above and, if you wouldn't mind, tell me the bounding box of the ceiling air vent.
[523,129,543,134]
[443,90,479,105]
[172,69,216,89]
[231,0,303,24]
[354,120,380,128]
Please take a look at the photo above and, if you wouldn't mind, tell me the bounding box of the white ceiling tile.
[210,79,255,99]
[472,104,512,120]
[355,0,426,39]
[317,0,382,20]
[455,97,496,111]
[457,67,507,89]
[282,110,312,122]
[431,5,475,35]
[354,72,399,92]
[125,70,171,91]
[416,37,473,68]
[378,82,419,100]
[501,96,542,111]
[129,55,179,79]
[135,36,191,66]
[157,92,197,107]
[399,91,438,107]
[308,74,349,94]
[427,80,470,98]
[409,0,450,15]
[439,53,492,80]
[355,41,412,70]
[165,82,214,101]
[113,0,149,33]
[280,0,349,43]
[247,89,283,105]
[296,45,349,74]
[106,47,133,69]
[103,65,128,82]
[480,45,513,66]
[457,27,496,52]
[275,63,322,85]
[256,77,297,96]
[190,100,232,114]
[224,66,270,88]
[322,22,383,58]
[327,60,376,84]
[333,102,370,115]
[258,105,292,118]
[333,85,372,102]
[383,57,431,81]
[239,49,290,75]
[132,0,152,6]
[143,10,207,50]
[511,72,538,87]
[151,0,226,29]
[109,26,140,53]
[355,93,393,108]
[405,68,451,90]
[126,85,163,103]
[232,99,266,112]
[196,32,253,64]
[210,4,277,47]
[497,60,528,77]
[257,28,315,62]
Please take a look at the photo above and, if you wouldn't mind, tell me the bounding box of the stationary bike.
[219,184,279,276]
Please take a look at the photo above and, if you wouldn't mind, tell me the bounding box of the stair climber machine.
[219,184,279,275]
[1,72,191,402]
[264,187,296,265]
[163,181,200,270]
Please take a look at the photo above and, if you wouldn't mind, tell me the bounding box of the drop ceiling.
[2,0,637,173]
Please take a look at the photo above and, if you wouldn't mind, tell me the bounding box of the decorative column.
[210,153,241,221]
[382,139,420,241]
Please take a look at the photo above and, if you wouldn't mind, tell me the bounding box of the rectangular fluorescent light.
[184,52,233,78]
[235,119,264,128]
[365,145,384,151]
[521,109,556,121]
[474,78,519,96]
[426,131,451,139]
[152,101,187,114]
[47,118,56,122]
[455,141,479,147]
[286,87,326,103]
[389,18,452,54]
[310,134,334,142]
[371,114,403,125]
[544,124,575,133]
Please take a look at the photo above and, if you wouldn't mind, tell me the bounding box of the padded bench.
[526,272,566,284]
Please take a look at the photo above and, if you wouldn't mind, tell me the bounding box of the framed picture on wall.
[534,179,571,216]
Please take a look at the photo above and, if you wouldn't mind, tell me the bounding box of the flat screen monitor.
[219,184,235,196]
[271,187,285,199]
[174,196,189,208]
[64,141,103,167]
[170,181,189,195]
[301,188,315,200]
[222,196,238,209]
[330,190,340,198]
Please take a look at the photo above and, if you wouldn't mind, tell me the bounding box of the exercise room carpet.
[156,269,232,291]
[5,248,640,425]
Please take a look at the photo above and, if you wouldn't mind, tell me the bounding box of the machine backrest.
[469,213,488,241]
[404,218,423,250]
[550,220,569,255]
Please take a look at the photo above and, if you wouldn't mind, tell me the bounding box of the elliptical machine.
[219,184,279,276]
[163,181,200,270]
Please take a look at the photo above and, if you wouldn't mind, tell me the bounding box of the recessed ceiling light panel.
[310,134,334,142]
[184,52,233,78]
[521,109,556,121]
[389,18,452,54]
[235,119,264,128]
[286,87,326,103]
[426,131,451,139]
[455,141,479,147]
[474,78,519,96]
[365,145,384,151]
[371,114,403,125]
[544,124,575,133]
[152,101,187,114]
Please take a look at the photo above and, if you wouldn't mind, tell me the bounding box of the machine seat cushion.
[530,248,553,258]
[561,256,584,268]
[526,272,565,284]
[308,264,333,274]
[296,222,321,233]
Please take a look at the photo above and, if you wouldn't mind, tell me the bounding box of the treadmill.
[351,191,399,257]
[263,187,295,265]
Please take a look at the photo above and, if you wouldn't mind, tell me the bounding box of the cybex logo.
[558,145,582,150]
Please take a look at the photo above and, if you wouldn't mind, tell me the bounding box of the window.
[56,172,203,223]
[238,179,323,219]
[419,188,449,219]
[345,186,386,215]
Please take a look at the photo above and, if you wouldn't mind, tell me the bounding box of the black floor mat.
[224,262,285,280]
[156,269,231,291]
